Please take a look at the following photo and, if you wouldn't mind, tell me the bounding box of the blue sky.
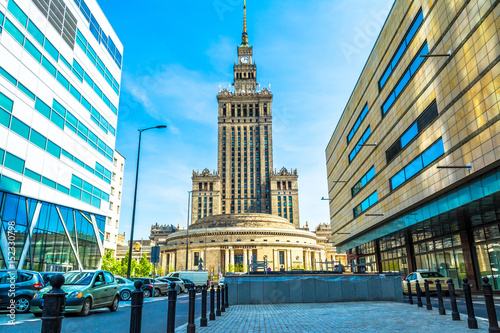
[97,0,394,241]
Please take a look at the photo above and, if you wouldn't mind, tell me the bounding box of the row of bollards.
[129,281,230,333]
[406,276,500,330]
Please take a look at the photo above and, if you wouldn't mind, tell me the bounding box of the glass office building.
[0,0,122,271]
[325,0,499,292]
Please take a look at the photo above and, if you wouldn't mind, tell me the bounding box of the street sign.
[151,246,160,263]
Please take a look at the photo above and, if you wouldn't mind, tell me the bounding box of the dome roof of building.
[189,213,296,230]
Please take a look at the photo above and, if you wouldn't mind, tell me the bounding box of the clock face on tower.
[240,56,249,64]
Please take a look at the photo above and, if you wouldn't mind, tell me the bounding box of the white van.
[166,271,209,292]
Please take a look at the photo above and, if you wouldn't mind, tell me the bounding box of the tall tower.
[192,1,300,228]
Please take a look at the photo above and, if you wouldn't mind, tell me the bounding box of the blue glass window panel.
[383,93,395,114]
[77,122,88,136]
[7,0,28,27]
[482,173,500,196]
[97,139,106,151]
[457,186,472,206]
[50,110,65,130]
[110,104,117,115]
[41,177,56,188]
[77,130,87,142]
[91,196,100,208]
[410,45,427,75]
[52,100,65,116]
[76,29,87,45]
[102,94,110,107]
[92,187,101,198]
[93,84,102,97]
[404,157,423,179]
[69,85,81,101]
[59,55,71,70]
[446,190,460,210]
[74,158,84,168]
[101,192,109,202]
[0,67,18,85]
[34,99,51,118]
[392,43,406,69]
[0,11,4,24]
[368,191,378,206]
[437,196,448,214]
[56,184,69,194]
[29,129,46,149]
[27,20,44,45]
[41,57,56,77]
[348,105,369,143]
[88,131,98,144]
[75,35,86,51]
[71,174,82,187]
[84,164,94,173]
[100,116,108,129]
[422,139,444,166]
[87,43,96,58]
[24,168,41,182]
[0,175,21,193]
[10,116,30,139]
[17,83,35,100]
[81,191,92,204]
[0,148,5,164]
[366,166,376,182]
[82,181,92,193]
[401,123,418,148]
[4,18,24,44]
[391,169,405,190]
[70,185,81,199]
[81,97,91,111]
[91,115,99,126]
[61,149,73,160]
[43,39,59,61]
[95,162,104,173]
[23,39,42,62]
[90,107,100,120]
[0,92,14,112]
[56,72,70,90]
[72,59,84,77]
[84,72,94,87]
[395,71,411,96]
[108,125,115,136]
[406,10,423,44]
[65,111,78,127]
[46,140,61,158]
[103,169,111,179]
[4,152,24,173]
[361,197,370,211]
[89,22,99,40]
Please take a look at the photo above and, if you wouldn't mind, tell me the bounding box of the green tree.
[120,251,138,277]
[101,249,116,272]
[135,253,152,277]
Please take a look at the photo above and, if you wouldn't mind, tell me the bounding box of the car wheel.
[79,297,92,317]
[154,288,161,297]
[14,296,31,314]
[120,289,131,301]
[195,286,202,293]
[109,296,119,312]
[143,289,152,298]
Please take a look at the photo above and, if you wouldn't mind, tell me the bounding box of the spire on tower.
[242,0,248,46]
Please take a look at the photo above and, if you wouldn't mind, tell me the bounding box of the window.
[386,101,438,163]
[390,138,444,190]
[0,92,14,113]
[353,191,378,218]
[109,202,114,210]
[117,205,120,214]
[105,232,110,241]
[111,187,115,195]
[4,152,24,174]
[194,252,200,266]
[349,127,371,162]
[279,251,285,265]
[352,166,376,197]
[382,42,429,114]
[10,117,29,139]
[379,9,424,89]
[347,104,369,143]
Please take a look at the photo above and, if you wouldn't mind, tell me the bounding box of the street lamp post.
[127,125,167,279]
[185,191,192,270]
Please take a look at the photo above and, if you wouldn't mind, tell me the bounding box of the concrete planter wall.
[226,275,403,305]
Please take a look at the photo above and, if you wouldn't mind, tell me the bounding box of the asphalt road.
[0,292,215,333]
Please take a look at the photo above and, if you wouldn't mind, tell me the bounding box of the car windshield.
[420,272,445,278]
[64,272,95,285]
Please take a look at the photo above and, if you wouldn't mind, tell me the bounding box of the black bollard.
[415,280,423,307]
[463,278,478,329]
[225,284,229,309]
[187,288,196,333]
[447,279,460,321]
[210,284,216,321]
[166,282,177,333]
[41,274,67,333]
[407,279,413,305]
[216,285,221,316]
[130,281,144,333]
[221,285,225,313]
[482,277,500,332]
[424,279,432,310]
[200,285,208,327]
[436,280,445,315]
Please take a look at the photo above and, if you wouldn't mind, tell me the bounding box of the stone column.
[229,248,235,271]
[273,249,279,270]
[304,251,309,270]
[172,252,176,270]
[243,249,248,272]
[287,250,292,271]
[225,249,229,273]
[319,251,323,271]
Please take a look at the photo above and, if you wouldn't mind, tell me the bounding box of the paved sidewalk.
[175,302,490,332]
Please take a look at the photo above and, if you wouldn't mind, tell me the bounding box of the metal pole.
[210,284,216,320]
[186,191,191,270]
[187,288,196,333]
[407,279,413,305]
[221,284,225,313]
[436,279,445,315]
[415,280,423,308]
[129,281,144,333]
[225,284,229,309]
[200,285,208,327]
[447,279,460,321]
[482,277,500,332]
[166,282,177,333]
[216,285,221,316]
[424,279,432,310]
[463,278,478,329]
[41,275,66,333]
[127,130,142,279]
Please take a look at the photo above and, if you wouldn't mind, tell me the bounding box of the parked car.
[130,277,168,297]
[160,277,187,293]
[166,271,209,292]
[181,278,195,291]
[156,278,182,294]
[403,271,450,294]
[31,270,119,317]
[0,269,44,314]
[115,276,135,301]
